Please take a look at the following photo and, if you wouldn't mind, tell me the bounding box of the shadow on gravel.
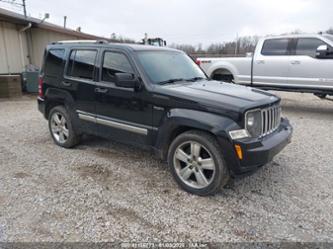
[74,135,286,197]
[282,102,333,117]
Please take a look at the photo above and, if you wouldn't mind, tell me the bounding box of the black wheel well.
[45,100,65,119]
[211,68,234,82]
[162,126,217,160]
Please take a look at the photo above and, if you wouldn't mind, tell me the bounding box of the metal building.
[0,7,104,74]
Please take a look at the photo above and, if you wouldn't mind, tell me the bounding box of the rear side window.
[66,50,97,80]
[261,39,289,55]
[44,49,65,77]
[102,52,134,83]
[296,38,325,57]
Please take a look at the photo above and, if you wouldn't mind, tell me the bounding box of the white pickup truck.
[197,34,333,97]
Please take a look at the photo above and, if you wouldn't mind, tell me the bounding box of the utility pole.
[235,33,238,55]
[22,0,27,18]
[63,16,67,28]
[0,0,27,18]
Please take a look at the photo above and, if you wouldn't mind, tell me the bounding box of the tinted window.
[261,39,289,55]
[137,51,206,84]
[102,52,134,83]
[296,38,325,57]
[67,50,97,80]
[44,49,65,77]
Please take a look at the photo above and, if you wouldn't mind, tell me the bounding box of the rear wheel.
[168,130,229,196]
[48,106,80,148]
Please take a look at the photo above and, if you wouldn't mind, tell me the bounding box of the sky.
[1,0,333,46]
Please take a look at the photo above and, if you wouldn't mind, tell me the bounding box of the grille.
[261,105,281,137]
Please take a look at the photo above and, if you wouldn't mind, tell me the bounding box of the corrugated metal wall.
[0,21,80,74]
[30,28,80,68]
[0,21,28,74]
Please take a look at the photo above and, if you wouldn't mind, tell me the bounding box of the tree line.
[110,28,333,55]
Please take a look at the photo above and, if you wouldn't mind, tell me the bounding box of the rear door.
[288,38,333,89]
[63,48,98,116]
[253,38,291,87]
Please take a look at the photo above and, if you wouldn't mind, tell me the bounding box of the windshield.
[136,51,206,84]
[323,34,333,43]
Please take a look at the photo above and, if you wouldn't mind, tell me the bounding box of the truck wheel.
[48,106,80,148]
[167,130,230,196]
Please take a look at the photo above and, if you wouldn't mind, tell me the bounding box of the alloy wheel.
[50,112,69,144]
[173,141,216,189]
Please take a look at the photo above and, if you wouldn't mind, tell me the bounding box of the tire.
[48,105,80,148]
[167,130,230,196]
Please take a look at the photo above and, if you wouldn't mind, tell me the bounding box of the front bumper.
[230,118,293,175]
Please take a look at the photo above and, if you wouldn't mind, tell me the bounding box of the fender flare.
[154,108,240,160]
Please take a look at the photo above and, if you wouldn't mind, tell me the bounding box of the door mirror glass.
[115,73,138,88]
[316,44,328,58]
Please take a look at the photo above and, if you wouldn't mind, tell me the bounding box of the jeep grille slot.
[261,105,281,137]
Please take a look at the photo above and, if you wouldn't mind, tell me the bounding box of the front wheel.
[167,130,229,196]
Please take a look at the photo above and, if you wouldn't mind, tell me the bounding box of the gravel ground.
[0,92,332,242]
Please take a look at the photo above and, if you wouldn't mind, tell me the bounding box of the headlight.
[245,109,262,137]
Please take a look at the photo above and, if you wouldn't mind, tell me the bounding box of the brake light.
[195,59,201,67]
[38,76,44,97]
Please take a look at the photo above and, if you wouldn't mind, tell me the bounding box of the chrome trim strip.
[96,117,148,135]
[78,113,96,123]
[76,110,149,136]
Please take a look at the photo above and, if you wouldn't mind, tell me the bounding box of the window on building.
[67,50,97,80]
[261,39,289,56]
[102,52,134,83]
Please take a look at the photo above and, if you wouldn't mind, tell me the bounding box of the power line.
[0,0,27,17]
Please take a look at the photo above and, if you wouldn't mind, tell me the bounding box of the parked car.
[197,34,333,98]
[38,41,293,196]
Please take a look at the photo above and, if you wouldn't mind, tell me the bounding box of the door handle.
[256,60,265,64]
[291,60,301,65]
[62,81,72,87]
[95,87,108,93]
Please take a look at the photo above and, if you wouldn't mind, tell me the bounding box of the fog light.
[234,144,243,160]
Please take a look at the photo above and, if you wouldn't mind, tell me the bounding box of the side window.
[44,49,65,77]
[296,38,325,57]
[261,39,289,56]
[66,49,97,80]
[102,51,134,83]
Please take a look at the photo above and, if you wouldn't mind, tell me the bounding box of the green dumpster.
[23,71,39,93]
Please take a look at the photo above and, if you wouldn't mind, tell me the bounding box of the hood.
[157,80,280,113]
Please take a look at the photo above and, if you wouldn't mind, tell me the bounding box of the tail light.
[195,59,201,67]
[38,75,44,97]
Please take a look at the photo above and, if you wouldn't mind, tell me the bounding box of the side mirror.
[115,73,138,89]
[316,44,328,58]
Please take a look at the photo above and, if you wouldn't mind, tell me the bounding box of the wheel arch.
[208,62,238,82]
[154,109,239,161]
[44,88,76,119]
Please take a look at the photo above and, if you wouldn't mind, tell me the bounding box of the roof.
[264,33,328,39]
[48,40,179,52]
[0,7,107,40]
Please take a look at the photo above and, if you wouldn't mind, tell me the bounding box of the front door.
[94,49,153,146]
[288,38,333,89]
[252,38,291,87]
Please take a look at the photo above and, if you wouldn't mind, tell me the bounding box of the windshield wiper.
[158,78,185,85]
[185,77,206,82]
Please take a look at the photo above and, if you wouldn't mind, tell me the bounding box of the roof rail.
[52,39,109,44]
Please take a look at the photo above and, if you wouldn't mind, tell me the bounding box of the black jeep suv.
[38,40,293,196]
